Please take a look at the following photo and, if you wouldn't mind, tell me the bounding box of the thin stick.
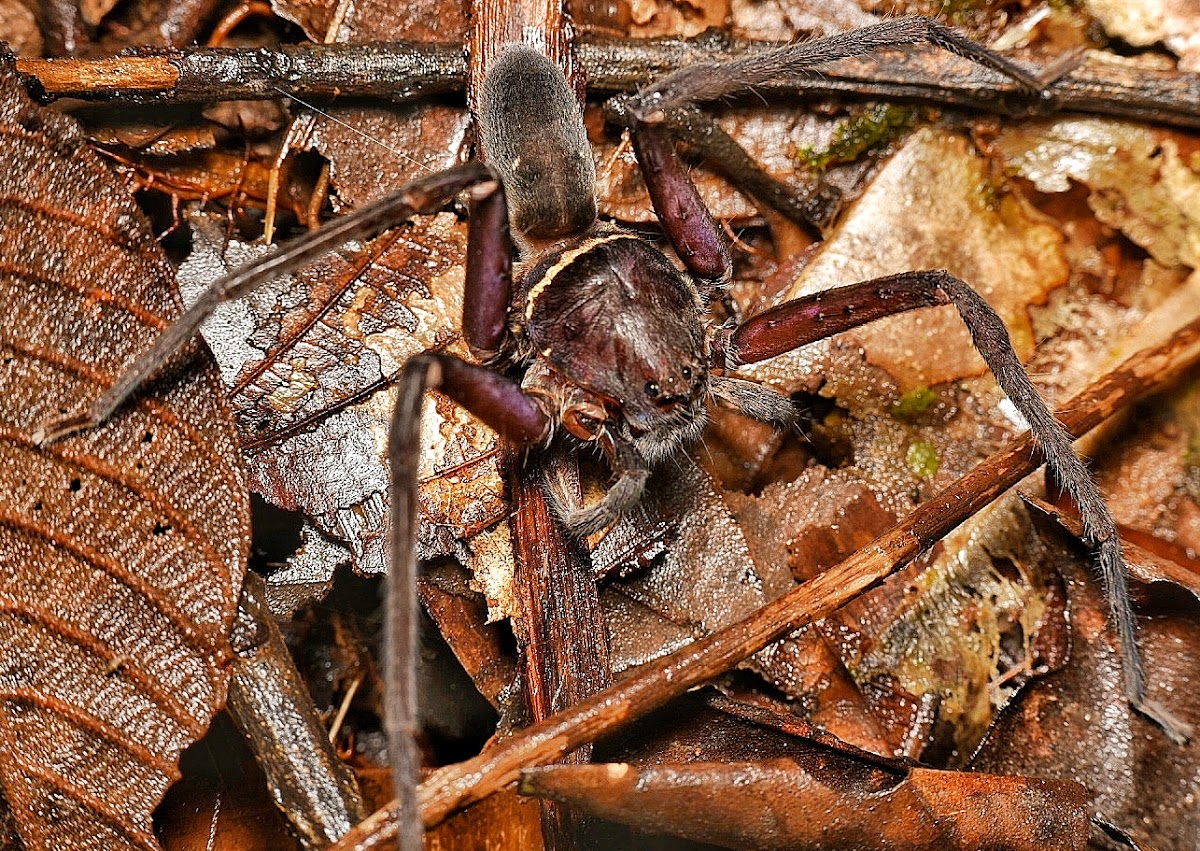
[15,38,1200,129]
[327,314,1200,850]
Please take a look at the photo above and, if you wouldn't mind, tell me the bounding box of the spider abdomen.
[477,45,597,242]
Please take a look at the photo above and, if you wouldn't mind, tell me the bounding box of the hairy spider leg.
[621,15,1050,284]
[717,270,1192,743]
[617,14,1188,743]
[35,161,498,444]
[633,15,1046,113]
[387,354,549,851]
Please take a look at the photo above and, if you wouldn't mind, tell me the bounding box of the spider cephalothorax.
[515,228,717,529]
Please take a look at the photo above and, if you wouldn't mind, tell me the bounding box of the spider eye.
[681,366,693,380]
[645,380,661,399]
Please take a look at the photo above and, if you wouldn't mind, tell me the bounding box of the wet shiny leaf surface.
[521,759,1089,850]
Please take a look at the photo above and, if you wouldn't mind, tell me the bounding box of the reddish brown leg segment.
[724,269,1190,742]
[618,101,839,233]
[387,354,550,850]
[726,272,947,364]
[630,118,731,283]
[463,177,513,361]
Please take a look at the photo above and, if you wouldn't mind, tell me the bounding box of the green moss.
[890,386,938,421]
[797,103,917,174]
[1185,431,1200,469]
[906,440,941,479]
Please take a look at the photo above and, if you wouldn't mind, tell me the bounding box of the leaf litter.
[57,0,1200,846]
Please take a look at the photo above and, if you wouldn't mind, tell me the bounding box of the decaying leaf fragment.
[0,62,250,849]
[1086,0,1200,71]
[969,503,1200,849]
[181,211,507,579]
[994,117,1200,273]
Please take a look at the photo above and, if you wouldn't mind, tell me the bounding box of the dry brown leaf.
[0,62,250,849]
[1086,378,1200,561]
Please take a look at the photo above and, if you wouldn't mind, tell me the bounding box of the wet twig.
[228,574,366,848]
[14,37,1200,128]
